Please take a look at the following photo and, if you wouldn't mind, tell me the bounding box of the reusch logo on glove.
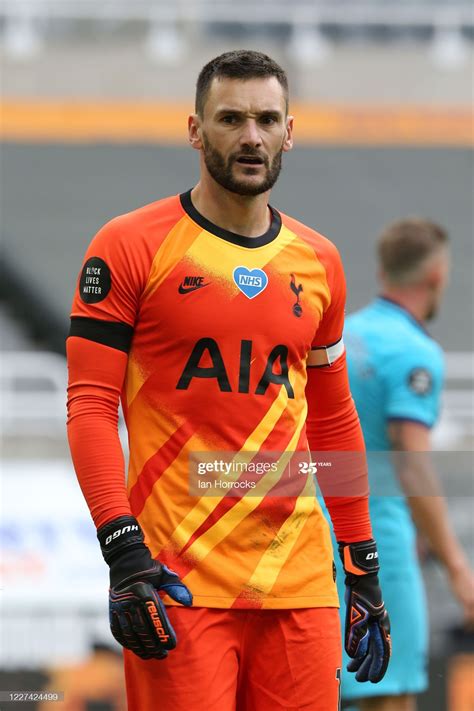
[145,601,171,643]
[105,524,140,546]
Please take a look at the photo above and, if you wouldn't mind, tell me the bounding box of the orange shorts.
[124,606,342,711]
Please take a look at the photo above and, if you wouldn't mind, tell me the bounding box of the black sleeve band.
[69,316,134,353]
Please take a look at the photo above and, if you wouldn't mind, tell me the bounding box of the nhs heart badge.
[233,266,268,299]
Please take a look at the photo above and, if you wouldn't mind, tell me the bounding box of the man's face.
[190,76,293,196]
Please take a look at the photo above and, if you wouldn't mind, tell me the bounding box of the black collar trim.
[180,189,281,248]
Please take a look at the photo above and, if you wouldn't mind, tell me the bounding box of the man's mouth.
[235,156,265,165]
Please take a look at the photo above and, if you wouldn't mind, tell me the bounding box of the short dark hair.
[378,218,448,284]
[195,50,289,117]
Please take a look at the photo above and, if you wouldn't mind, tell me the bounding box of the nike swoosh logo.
[178,282,210,294]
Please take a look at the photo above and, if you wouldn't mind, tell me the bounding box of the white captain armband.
[307,337,345,367]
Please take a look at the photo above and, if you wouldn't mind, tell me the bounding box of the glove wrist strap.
[338,538,380,576]
[97,515,146,566]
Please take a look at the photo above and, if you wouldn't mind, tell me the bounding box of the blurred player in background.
[66,50,391,710]
[334,219,474,711]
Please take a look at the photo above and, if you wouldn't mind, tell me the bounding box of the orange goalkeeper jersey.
[68,191,359,609]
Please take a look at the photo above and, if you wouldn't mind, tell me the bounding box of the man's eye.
[260,115,278,125]
[222,115,238,124]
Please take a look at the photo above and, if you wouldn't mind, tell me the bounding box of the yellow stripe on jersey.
[182,223,300,297]
[142,217,202,302]
[125,217,203,407]
[164,379,292,552]
[125,352,150,408]
[180,390,308,585]
[238,472,316,601]
[179,368,306,565]
[126,402,185,490]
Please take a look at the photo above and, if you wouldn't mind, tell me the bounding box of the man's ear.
[188,114,203,150]
[282,115,294,152]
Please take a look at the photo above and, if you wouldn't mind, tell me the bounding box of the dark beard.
[202,135,283,196]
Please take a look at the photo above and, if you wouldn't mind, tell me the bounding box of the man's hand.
[98,516,193,660]
[338,539,391,683]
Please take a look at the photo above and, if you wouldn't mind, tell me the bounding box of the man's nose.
[239,119,262,147]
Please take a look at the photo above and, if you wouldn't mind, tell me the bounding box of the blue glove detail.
[159,564,193,607]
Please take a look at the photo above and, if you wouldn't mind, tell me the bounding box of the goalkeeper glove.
[97,515,192,660]
[338,539,391,683]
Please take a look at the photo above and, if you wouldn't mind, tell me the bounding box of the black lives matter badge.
[79,257,111,304]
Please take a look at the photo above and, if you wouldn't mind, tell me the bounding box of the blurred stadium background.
[0,1,473,709]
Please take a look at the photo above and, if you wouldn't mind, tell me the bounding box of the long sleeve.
[66,213,152,529]
[67,336,132,529]
[303,237,372,543]
[305,353,372,543]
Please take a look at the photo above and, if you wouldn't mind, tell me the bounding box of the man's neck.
[190,179,272,238]
[380,288,427,323]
